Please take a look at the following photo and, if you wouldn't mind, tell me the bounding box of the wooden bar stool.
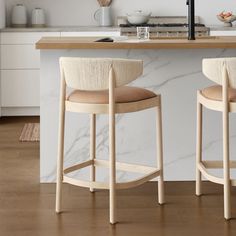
[56,57,165,224]
[196,57,236,220]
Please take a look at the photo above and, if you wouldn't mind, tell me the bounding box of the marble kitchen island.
[36,37,236,182]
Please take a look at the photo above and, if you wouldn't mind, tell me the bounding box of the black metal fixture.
[186,0,195,40]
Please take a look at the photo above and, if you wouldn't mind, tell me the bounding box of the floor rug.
[19,123,40,142]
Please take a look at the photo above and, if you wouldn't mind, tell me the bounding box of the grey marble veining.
[40,48,236,183]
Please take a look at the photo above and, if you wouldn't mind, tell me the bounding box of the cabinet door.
[0,32,61,44]
[1,45,39,69]
[1,70,40,107]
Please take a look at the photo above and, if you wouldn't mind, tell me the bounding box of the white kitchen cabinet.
[0,32,60,44]
[0,31,60,116]
[1,70,39,107]
[1,45,39,69]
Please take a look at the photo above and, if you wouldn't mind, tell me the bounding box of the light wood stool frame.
[55,58,165,224]
[196,58,236,220]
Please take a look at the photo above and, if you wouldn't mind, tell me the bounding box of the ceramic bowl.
[127,10,151,25]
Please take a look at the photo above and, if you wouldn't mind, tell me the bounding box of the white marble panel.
[40,48,236,183]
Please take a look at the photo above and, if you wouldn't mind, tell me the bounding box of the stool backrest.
[60,57,143,91]
[202,58,236,89]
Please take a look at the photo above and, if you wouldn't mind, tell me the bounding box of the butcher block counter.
[37,36,236,183]
[36,36,236,49]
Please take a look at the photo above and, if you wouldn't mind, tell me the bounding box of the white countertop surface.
[0,25,235,33]
[0,26,120,32]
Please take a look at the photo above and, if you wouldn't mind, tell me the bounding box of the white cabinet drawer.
[1,70,40,107]
[1,45,39,69]
[0,32,61,44]
[61,31,120,37]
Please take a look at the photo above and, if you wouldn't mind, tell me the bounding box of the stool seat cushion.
[67,86,157,104]
[201,85,236,102]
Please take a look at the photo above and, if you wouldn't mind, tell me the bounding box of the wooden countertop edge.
[36,36,236,50]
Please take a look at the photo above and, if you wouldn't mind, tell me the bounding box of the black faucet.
[186,0,195,40]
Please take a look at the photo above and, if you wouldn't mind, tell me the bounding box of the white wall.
[5,0,236,26]
[0,0,6,28]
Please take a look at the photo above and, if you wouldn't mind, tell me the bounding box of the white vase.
[94,6,112,26]
[31,8,46,27]
[0,0,6,29]
[11,4,27,27]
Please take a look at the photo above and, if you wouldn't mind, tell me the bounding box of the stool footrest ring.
[197,161,236,186]
[63,159,161,190]
[202,160,236,169]
[198,162,224,185]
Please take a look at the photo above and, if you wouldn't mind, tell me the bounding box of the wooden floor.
[0,117,236,236]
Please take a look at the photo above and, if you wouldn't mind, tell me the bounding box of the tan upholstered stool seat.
[201,85,236,102]
[67,86,157,104]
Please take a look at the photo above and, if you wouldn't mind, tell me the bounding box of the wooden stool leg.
[196,95,202,196]
[223,102,231,220]
[56,82,66,213]
[90,114,96,193]
[109,111,116,224]
[222,72,231,220]
[157,98,165,205]
[109,68,116,224]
